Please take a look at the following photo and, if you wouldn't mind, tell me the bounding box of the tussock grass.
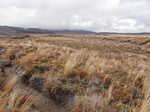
[0,76,33,112]
[0,34,150,112]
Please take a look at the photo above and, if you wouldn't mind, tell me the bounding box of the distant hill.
[0,26,150,35]
[0,26,95,35]
[0,26,54,35]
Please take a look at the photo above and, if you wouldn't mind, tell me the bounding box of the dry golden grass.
[0,76,33,112]
[0,34,150,112]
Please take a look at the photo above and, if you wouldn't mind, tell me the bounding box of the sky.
[0,0,150,32]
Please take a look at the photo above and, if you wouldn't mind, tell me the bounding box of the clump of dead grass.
[0,76,33,112]
[64,48,89,75]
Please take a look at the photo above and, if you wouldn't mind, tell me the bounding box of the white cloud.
[0,0,150,32]
[71,15,94,28]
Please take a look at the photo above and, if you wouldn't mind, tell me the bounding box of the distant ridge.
[0,26,54,35]
[0,26,150,35]
[0,26,95,35]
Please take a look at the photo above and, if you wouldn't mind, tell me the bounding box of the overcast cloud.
[0,0,150,32]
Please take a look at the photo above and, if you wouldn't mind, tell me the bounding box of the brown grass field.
[0,34,150,112]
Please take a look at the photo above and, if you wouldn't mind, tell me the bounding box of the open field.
[0,34,150,112]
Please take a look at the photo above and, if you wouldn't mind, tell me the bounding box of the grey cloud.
[0,0,150,32]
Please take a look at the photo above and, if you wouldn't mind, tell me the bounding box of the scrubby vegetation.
[0,34,150,112]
